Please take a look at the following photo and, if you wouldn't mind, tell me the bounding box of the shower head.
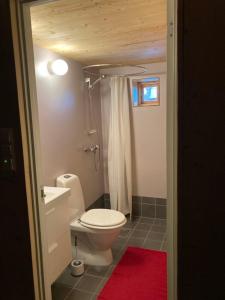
[85,76,104,89]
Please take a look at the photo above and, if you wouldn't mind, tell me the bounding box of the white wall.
[100,62,167,198]
[34,46,104,208]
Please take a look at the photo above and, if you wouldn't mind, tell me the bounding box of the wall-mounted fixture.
[48,59,68,76]
[83,144,99,153]
[83,144,100,171]
[85,75,106,89]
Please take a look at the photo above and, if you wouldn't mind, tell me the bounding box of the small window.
[132,77,160,107]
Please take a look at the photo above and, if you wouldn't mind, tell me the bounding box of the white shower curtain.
[108,77,132,216]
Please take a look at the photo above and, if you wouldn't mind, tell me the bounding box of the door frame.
[10,0,178,299]
[167,0,178,299]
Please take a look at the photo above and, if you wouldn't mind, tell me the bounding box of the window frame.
[137,79,160,106]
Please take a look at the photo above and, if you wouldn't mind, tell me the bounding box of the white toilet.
[57,174,127,266]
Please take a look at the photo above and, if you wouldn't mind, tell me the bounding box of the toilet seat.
[79,209,126,229]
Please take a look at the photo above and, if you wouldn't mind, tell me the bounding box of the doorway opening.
[11,0,177,299]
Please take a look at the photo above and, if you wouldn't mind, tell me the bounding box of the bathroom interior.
[28,1,167,299]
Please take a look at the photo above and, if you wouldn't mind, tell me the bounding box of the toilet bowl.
[57,174,127,266]
[70,209,126,265]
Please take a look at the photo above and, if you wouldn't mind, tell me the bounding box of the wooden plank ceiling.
[30,0,167,65]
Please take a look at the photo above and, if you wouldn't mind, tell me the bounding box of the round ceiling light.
[48,59,68,76]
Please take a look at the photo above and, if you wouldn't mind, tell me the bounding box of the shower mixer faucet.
[83,144,100,153]
[83,144,101,171]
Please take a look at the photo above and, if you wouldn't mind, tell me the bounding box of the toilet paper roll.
[70,259,84,277]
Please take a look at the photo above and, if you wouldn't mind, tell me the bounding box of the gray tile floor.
[52,216,167,300]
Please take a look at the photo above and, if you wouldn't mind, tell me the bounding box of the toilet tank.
[56,174,85,221]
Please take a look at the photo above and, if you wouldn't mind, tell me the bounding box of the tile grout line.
[79,273,108,280]
[116,217,141,258]
[65,286,95,298]
[160,238,165,251]
[63,275,83,300]
[118,220,138,255]
[91,276,107,299]
[63,268,90,300]
[160,232,167,251]
[142,220,155,245]
[145,218,164,249]
[70,288,94,295]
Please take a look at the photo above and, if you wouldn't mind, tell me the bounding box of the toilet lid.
[80,209,126,228]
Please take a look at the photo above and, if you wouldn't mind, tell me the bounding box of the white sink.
[43,186,71,205]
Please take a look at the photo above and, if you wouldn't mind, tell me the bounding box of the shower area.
[82,63,167,218]
[84,64,149,216]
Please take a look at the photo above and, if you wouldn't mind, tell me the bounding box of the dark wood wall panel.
[0,1,35,299]
[178,0,225,299]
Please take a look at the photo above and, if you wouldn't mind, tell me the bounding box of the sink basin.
[43,186,71,205]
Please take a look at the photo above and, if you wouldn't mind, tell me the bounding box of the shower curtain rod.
[83,64,148,89]
[83,64,148,77]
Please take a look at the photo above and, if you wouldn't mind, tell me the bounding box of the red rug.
[98,247,167,300]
